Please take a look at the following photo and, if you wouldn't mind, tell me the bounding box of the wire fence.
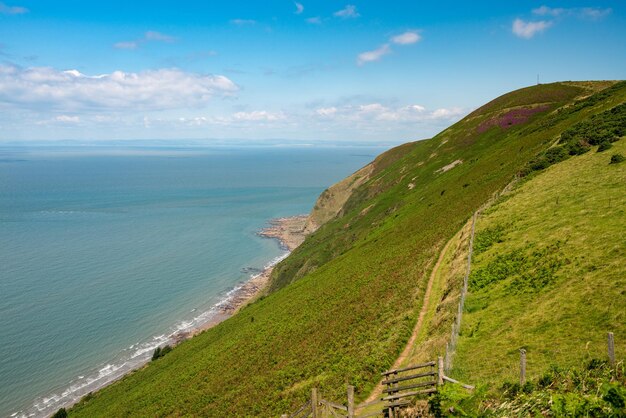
[444,211,477,373]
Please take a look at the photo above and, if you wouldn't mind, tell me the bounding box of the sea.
[0,143,387,417]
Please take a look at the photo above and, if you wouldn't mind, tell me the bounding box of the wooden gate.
[379,361,438,417]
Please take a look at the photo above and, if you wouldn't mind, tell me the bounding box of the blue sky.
[0,1,624,143]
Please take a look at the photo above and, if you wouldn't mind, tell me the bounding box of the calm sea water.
[0,144,385,417]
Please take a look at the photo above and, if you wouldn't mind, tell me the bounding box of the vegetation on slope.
[434,361,625,417]
[452,138,626,386]
[424,138,626,416]
[70,81,624,417]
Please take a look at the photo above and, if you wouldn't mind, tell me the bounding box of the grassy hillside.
[452,138,626,385]
[70,81,625,417]
[425,136,626,417]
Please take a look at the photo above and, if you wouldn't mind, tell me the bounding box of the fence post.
[520,349,526,386]
[438,356,444,385]
[311,388,318,418]
[347,384,355,418]
[608,332,615,367]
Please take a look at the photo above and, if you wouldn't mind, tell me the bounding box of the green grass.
[434,361,626,417]
[452,139,626,387]
[70,82,626,417]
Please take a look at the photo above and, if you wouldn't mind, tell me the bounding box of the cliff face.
[304,163,374,234]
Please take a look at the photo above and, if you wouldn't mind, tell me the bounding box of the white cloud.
[431,108,464,119]
[0,64,238,111]
[35,114,81,126]
[532,6,565,17]
[580,7,612,20]
[512,18,552,39]
[144,31,175,43]
[55,115,80,123]
[391,31,422,45]
[230,19,257,25]
[114,31,176,49]
[357,44,390,66]
[114,41,139,50]
[306,16,322,24]
[314,103,465,123]
[232,110,286,121]
[334,5,360,19]
[316,107,337,117]
[532,5,612,20]
[294,2,304,15]
[0,1,27,14]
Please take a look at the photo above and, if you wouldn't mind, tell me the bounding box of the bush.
[473,225,505,255]
[597,141,613,152]
[52,408,68,418]
[610,153,625,164]
[428,392,444,417]
[152,345,172,361]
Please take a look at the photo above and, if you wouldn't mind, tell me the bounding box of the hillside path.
[360,235,454,406]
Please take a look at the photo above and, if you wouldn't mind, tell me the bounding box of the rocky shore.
[187,215,308,337]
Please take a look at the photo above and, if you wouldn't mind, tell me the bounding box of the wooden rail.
[380,360,438,417]
[380,361,436,376]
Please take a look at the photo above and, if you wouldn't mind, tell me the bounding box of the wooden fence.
[282,386,354,418]
[284,358,473,418]
[378,361,438,417]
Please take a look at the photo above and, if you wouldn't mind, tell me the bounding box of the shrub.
[610,153,625,164]
[604,387,625,409]
[52,408,68,418]
[152,345,172,361]
[597,141,613,152]
[473,225,505,255]
[428,392,444,417]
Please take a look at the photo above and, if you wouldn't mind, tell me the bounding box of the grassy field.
[70,82,625,417]
[451,138,626,386]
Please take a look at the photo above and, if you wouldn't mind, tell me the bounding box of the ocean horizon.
[0,144,386,417]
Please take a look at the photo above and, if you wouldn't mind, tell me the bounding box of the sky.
[0,1,624,143]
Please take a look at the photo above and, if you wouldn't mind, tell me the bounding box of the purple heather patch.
[476,105,551,133]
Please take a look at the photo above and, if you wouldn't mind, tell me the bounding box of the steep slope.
[452,138,626,385]
[303,141,417,235]
[424,136,626,417]
[70,81,624,417]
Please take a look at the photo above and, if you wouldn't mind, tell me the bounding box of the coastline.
[187,214,309,337]
[18,215,309,418]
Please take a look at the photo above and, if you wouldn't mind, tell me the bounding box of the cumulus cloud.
[314,103,465,123]
[232,110,286,121]
[0,1,27,14]
[357,44,391,66]
[391,31,422,45]
[173,110,287,127]
[294,2,304,15]
[230,19,256,25]
[114,31,176,49]
[334,5,360,19]
[515,6,610,40]
[532,5,612,20]
[358,30,422,65]
[0,64,238,111]
[580,7,612,20]
[315,107,338,117]
[512,18,552,39]
[532,6,565,17]
[55,115,80,123]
